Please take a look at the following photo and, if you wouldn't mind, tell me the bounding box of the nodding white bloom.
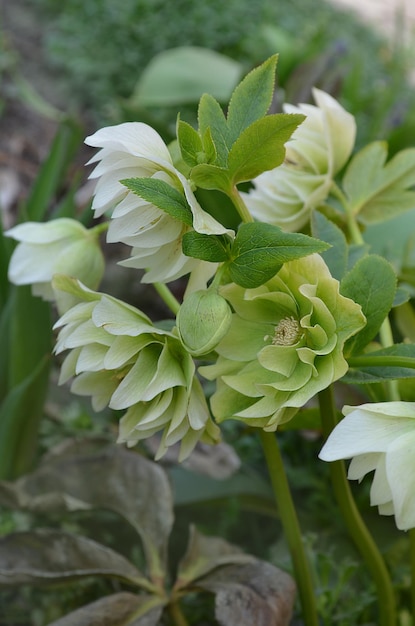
[52,275,220,461]
[319,402,415,531]
[242,88,356,231]
[85,122,228,283]
[6,218,105,308]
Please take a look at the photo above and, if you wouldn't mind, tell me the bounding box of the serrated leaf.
[311,210,348,280]
[196,560,296,626]
[0,529,147,587]
[0,443,173,581]
[341,255,397,355]
[48,592,165,626]
[177,118,203,167]
[227,222,329,289]
[227,113,305,184]
[182,231,231,262]
[190,163,232,194]
[175,527,255,590]
[343,141,415,223]
[198,93,229,167]
[226,55,278,143]
[121,178,193,226]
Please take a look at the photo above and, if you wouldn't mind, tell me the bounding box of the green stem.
[410,529,415,621]
[153,282,180,315]
[348,355,415,369]
[229,185,254,223]
[259,430,319,626]
[318,385,396,626]
[167,600,189,626]
[90,220,109,237]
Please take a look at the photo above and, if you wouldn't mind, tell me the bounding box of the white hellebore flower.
[85,122,229,283]
[242,88,356,232]
[52,275,220,461]
[319,402,415,531]
[6,218,105,308]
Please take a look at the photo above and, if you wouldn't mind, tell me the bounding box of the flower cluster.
[242,88,356,231]
[85,122,228,284]
[52,275,220,461]
[200,254,366,430]
[319,402,415,531]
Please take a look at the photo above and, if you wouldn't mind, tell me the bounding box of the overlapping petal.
[319,402,415,530]
[200,254,365,430]
[52,275,220,460]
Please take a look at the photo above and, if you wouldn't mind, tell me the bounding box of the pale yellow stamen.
[272,316,302,346]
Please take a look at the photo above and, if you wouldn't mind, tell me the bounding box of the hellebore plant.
[6,54,415,625]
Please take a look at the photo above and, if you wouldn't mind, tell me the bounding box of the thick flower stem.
[258,430,319,626]
[318,385,397,626]
[153,282,180,315]
[167,600,189,626]
[229,185,254,223]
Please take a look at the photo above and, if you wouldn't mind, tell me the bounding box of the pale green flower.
[6,218,105,309]
[200,254,365,430]
[242,88,356,231]
[85,122,228,283]
[319,402,415,531]
[52,275,220,461]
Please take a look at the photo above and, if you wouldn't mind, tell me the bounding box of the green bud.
[177,290,232,356]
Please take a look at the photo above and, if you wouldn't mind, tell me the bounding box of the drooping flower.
[85,122,229,283]
[6,218,105,309]
[200,254,365,430]
[319,402,415,531]
[242,88,356,231]
[52,275,220,461]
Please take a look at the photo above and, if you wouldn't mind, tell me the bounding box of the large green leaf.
[48,592,165,626]
[343,141,415,224]
[121,178,193,226]
[341,255,397,355]
[195,560,296,626]
[182,232,231,262]
[311,210,348,280]
[197,93,230,167]
[0,529,147,587]
[227,113,304,184]
[0,443,174,581]
[130,46,242,108]
[345,343,415,383]
[226,222,329,288]
[226,55,278,144]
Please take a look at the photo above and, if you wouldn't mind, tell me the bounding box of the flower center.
[272,316,302,346]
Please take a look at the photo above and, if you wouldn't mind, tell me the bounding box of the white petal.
[386,430,415,530]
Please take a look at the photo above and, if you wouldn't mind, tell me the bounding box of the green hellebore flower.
[52,275,220,461]
[200,254,366,430]
[6,218,105,311]
[177,289,232,357]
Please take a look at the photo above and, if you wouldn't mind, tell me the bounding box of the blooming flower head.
[6,218,105,309]
[242,88,356,231]
[52,275,220,461]
[319,402,415,531]
[85,122,229,283]
[200,254,365,430]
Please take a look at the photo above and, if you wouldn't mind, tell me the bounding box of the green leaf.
[341,255,397,355]
[226,55,278,143]
[48,593,165,626]
[227,113,304,184]
[130,46,242,107]
[227,222,329,289]
[343,141,415,223]
[177,118,203,167]
[311,210,348,280]
[345,344,415,383]
[121,178,193,226]
[198,93,230,167]
[182,231,231,262]
[190,163,232,194]
[0,529,146,587]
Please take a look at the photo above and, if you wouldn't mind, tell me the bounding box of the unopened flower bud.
[177,290,232,357]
